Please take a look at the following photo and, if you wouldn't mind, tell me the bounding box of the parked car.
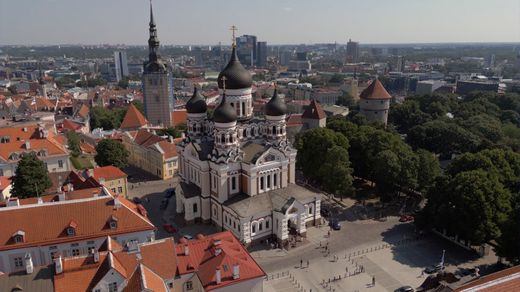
[399,215,414,222]
[132,197,142,204]
[160,198,169,210]
[183,234,193,240]
[162,224,176,234]
[164,188,175,198]
[424,264,442,274]
[329,220,341,230]
[394,286,414,292]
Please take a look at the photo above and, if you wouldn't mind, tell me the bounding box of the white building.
[0,187,155,274]
[176,40,322,247]
[114,50,129,82]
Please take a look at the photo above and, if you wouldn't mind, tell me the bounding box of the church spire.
[148,0,160,62]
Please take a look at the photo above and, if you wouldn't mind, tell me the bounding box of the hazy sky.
[1,0,519,45]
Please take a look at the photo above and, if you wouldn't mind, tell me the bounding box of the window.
[108,282,118,292]
[213,207,217,217]
[267,175,271,188]
[58,160,63,168]
[260,177,264,190]
[274,173,277,187]
[117,187,123,194]
[233,221,236,229]
[14,257,23,268]
[259,222,263,231]
[231,176,236,190]
[71,248,80,256]
[87,246,96,254]
[14,235,23,243]
[193,203,198,213]
[110,221,118,229]
[186,281,193,290]
[95,289,101,292]
[252,224,256,233]
[67,227,75,236]
[266,220,270,229]
[50,251,57,260]
[111,188,116,193]
[309,206,313,214]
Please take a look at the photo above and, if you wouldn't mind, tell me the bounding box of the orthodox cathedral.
[170,28,323,245]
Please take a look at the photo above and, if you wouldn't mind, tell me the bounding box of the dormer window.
[67,221,77,236]
[109,215,118,229]
[13,230,25,243]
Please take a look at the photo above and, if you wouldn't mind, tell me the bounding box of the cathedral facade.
[175,42,322,246]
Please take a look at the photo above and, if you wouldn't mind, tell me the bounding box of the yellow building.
[122,129,178,180]
[90,166,129,198]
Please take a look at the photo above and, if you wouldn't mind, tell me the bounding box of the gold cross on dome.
[230,25,238,47]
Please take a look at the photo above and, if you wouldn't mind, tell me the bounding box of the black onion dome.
[186,87,207,114]
[265,88,287,116]
[217,46,252,90]
[213,94,237,123]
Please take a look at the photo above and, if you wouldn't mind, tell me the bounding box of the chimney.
[232,264,240,280]
[184,244,189,256]
[24,141,30,149]
[58,192,66,201]
[37,197,43,204]
[54,255,63,274]
[25,253,34,275]
[113,196,121,209]
[214,239,222,256]
[215,268,221,284]
[7,197,19,207]
[93,250,100,263]
[169,136,174,143]
[87,169,94,177]
[126,240,138,252]
[67,183,74,192]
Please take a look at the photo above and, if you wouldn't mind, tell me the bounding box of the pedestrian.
[372,276,375,286]
[319,241,322,247]
[307,260,309,268]
[346,267,348,273]
[328,230,331,237]
[300,259,303,268]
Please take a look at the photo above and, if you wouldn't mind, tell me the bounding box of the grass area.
[70,155,94,170]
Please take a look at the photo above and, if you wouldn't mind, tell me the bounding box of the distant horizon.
[1,0,519,46]
[1,41,519,47]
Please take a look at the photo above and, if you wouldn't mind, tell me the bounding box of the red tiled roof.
[157,140,177,159]
[139,238,177,279]
[0,194,155,251]
[286,114,303,126]
[76,104,90,119]
[172,110,188,127]
[92,166,127,181]
[62,119,82,131]
[175,231,265,291]
[302,100,326,120]
[359,79,392,100]
[455,265,520,291]
[120,103,148,129]
[80,143,96,154]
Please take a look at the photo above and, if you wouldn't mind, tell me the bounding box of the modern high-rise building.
[237,35,257,67]
[256,41,267,67]
[346,39,360,63]
[114,50,129,82]
[142,2,174,127]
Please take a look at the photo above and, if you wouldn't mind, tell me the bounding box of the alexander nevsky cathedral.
[173,34,323,246]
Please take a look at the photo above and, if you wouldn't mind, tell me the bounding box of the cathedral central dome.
[217,46,252,90]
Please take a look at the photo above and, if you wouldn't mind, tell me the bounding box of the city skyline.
[1,0,519,46]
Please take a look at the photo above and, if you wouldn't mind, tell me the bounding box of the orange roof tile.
[302,100,326,120]
[120,103,148,129]
[92,166,127,181]
[0,176,11,191]
[141,264,169,292]
[76,104,90,119]
[359,79,392,100]
[172,110,188,127]
[455,265,520,291]
[0,195,155,251]
[140,238,177,279]
[157,140,177,159]
[62,119,82,131]
[80,143,96,154]
[175,231,265,291]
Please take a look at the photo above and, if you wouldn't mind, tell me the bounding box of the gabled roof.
[92,166,128,181]
[302,99,326,120]
[75,104,90,119]
[359,79,392,100]
[62,119,82,131]
[120,103,148,129]
[0,194,155,251]
[157,140,177,159]
[175,231,265,291]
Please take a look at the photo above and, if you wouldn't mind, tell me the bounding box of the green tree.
[335,92,356,107]
[11,153,52,198]
[118,77,129,89]
[424,170,511,244]
[131,100,145,115]
[496,197,520,264]
[389,100,431,133]
[295,128,349,183]
[157,127,179,138]
[95,139,129,168]
[416,149,441,192]
[318,146,353,200]
[66,131,81,157]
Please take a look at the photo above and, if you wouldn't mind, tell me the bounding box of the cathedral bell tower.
[142,1,174,127]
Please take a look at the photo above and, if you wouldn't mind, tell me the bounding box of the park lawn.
[70,155,94,170]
